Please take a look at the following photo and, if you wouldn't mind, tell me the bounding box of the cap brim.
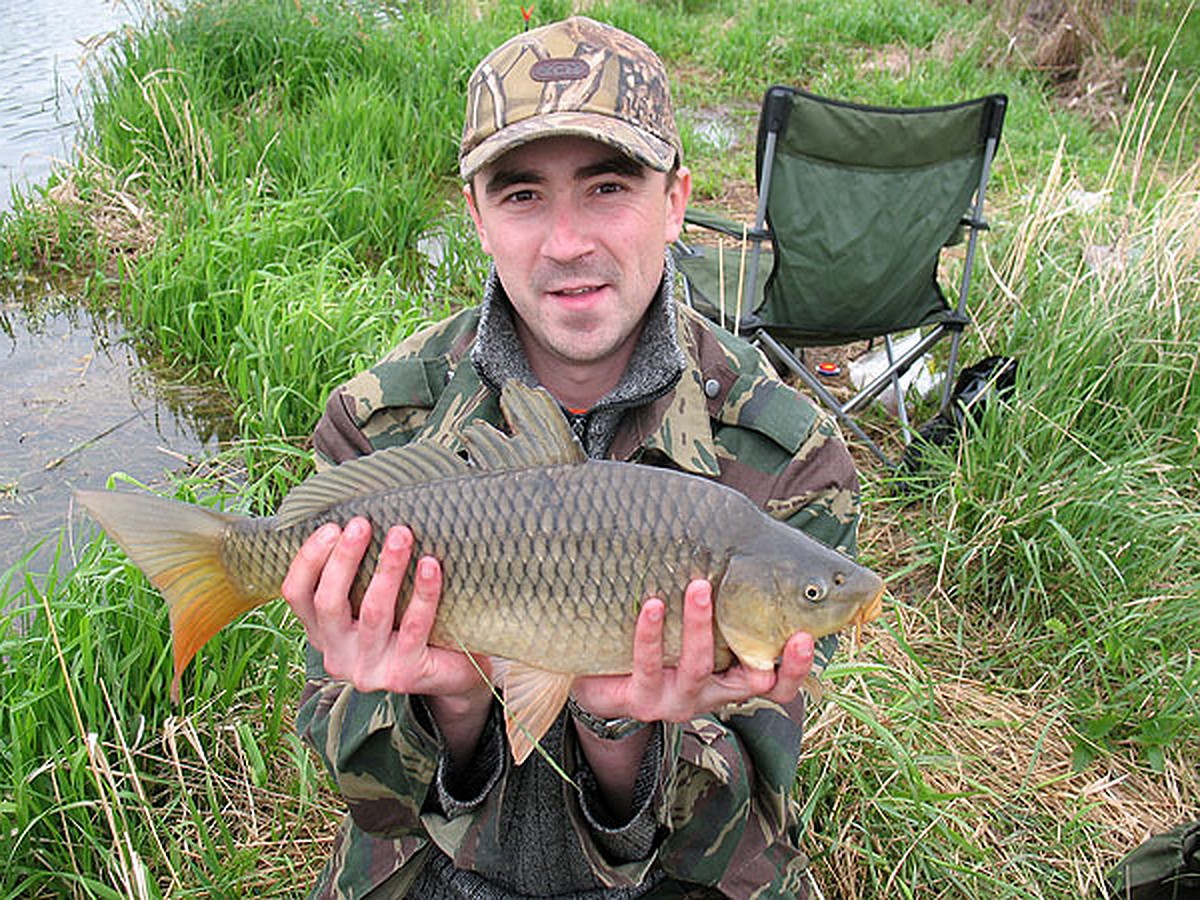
[460,110,677,181]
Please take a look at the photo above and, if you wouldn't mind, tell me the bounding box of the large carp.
[77,382,884,763]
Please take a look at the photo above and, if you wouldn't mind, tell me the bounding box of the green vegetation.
[1,0,1197,896]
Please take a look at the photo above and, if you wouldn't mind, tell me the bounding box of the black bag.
[897,354,1017,484]
[944,354,1018,426]
[1103,820,1200,899]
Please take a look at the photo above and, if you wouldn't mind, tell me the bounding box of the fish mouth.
[851,587,886,627]
[847,586,885,651]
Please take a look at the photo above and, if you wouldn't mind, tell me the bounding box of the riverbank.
[1,1,1197,896]
[0,0,229,577]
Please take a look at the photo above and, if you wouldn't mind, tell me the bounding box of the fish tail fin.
[75,489,263,700]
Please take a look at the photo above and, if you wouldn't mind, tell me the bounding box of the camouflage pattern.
[460,16,682,181]
[299,301,860,899]
[315,304,857,558]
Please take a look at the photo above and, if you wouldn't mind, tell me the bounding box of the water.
[1,288,234,576]
[1,2,232,577]
[0,0,136,213]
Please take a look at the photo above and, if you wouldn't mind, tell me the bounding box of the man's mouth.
[534,260,620,299]
[546,284,608,304]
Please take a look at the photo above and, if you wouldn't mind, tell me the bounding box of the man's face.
[464,136,690,379]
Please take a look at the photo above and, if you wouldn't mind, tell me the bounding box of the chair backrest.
[752,86,1007,344]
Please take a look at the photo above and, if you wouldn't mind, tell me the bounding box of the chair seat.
[675,240,959,345]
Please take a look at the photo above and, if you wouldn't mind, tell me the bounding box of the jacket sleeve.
[312,387,375,468]
[298,371,459,839]
[295,646,445,838]
[299,380,668,871]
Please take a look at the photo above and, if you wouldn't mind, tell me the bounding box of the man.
[282,16,860,899]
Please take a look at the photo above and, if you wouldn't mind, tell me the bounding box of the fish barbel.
[77,382,884,763]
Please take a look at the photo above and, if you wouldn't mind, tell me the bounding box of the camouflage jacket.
[296,293,860,899]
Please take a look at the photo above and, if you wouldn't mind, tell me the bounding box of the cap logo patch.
[530,58,590,82]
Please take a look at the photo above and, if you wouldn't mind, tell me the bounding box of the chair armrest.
[683,208,770,242]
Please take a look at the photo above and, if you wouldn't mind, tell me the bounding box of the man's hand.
[281,518,493,761]
[570,578,815,724]
[566,579,813,819]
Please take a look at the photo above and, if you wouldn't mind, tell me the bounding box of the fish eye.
[804,582,826,603]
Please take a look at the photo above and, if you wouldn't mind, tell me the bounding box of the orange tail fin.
[75,489,267,700]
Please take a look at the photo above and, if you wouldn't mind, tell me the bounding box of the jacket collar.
[468,253,721,472]
[608,306,722,477]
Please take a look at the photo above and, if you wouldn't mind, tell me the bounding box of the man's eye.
[504,189,536,204]
[595,181,625,195]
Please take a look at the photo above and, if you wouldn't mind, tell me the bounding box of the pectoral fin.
[491,660,574,765]
[717,623,780,671]
[800,673,824,703]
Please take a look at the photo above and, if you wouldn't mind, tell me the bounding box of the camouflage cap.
[460,16,682,181]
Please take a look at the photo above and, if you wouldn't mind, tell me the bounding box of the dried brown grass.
[804,445,1200,898]
[987,0,1135,126]
[804,616,1200,898]
[41,156,159,269]
[90,709,343,894]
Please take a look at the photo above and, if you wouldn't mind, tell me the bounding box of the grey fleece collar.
[470,251,686,457]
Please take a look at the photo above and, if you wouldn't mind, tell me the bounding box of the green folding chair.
[674,86,1007,465]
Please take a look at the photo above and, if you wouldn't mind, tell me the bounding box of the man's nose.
[541,200,595,261]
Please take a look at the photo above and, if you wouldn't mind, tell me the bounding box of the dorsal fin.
[461,382,585,470]
[277,441,470,525]
[277,382,582,525]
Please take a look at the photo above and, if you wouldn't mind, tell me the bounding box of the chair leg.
[884,334,913,443]
[755,330,894,467]
[940,326,965,414]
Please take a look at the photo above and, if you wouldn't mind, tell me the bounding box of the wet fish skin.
[218,460,864,673]
[77,382,884,763]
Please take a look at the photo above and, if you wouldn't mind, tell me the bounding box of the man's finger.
[677,579,716,685]
[281,522,341,630]
[309,518,374,679]
[767,631,814,703]
[630,597,666,686]
[395,554,442,656]
[356,525,414,657]
[313,517,371,624]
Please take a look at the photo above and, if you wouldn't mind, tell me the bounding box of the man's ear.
[463,181,492,256]
[663,166,692,245]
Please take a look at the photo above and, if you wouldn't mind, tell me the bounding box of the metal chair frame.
[675,86,1007,465]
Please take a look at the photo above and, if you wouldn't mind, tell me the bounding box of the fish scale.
[224,462,741,674]
[77,381,885,764]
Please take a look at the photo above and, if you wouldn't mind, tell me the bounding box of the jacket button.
[704,378,721,399]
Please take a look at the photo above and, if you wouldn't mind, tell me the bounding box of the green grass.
[1,0,1198,896]
[805,134,1200,894]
